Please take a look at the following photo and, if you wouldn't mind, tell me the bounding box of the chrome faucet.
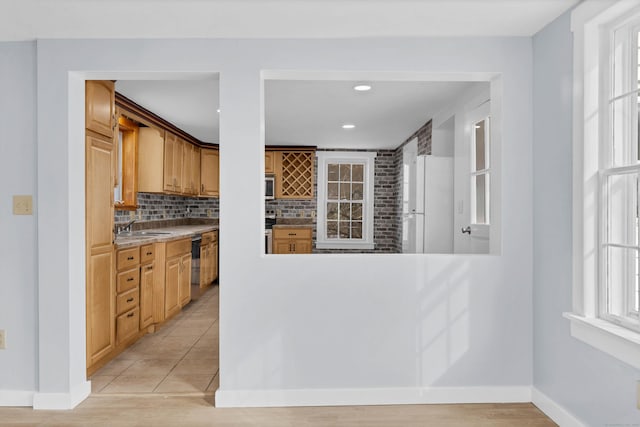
[117,219,137,234]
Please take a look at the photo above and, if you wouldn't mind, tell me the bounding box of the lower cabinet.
[165,238,192,317]
[115,246,140,344]
[139,243,155,330]
[199,230,219,287]
[272,227,312,254]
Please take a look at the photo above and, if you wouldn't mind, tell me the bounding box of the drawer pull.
[146,252,153,256]
[127,277,134,282]
[126,297,134,303]
[288,233,297,236]
[147,266,153,270]
[127,312,135,318]
[127,256,134,260]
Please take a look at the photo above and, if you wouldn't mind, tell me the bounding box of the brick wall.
[115,192,219,224]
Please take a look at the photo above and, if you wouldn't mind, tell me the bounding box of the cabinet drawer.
[273,227,312,240]
[116,267,140,293]
[116,307,140,344]
[166,238,190,258]
[116,287,139,315]
[201,232,213,246]
[117,247,140,270]
[140,244,155,264]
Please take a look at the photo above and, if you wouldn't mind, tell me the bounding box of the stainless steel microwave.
[265,175,275,200]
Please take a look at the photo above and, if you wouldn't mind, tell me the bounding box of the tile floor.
[90,284,219,395]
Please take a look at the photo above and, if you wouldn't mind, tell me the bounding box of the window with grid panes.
[567,1,640,371]
[316,151,375,250]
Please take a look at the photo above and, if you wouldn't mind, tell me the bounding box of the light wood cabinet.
[200,148,219,197]
[272,227,313,254]
[163,132,183,193]
[85,80,116,372]
[199,230,218,287]
[115,247,140,345]
[86,80,115,139]
[137,126,166,193]
[165,238,191,318]
[182,142,201,196]
[139,244,155,330]
[265,151,275,174]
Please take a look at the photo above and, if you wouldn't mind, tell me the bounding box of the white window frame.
[566,0,640,371]
[469,104,491,226]
[316,151,376,250]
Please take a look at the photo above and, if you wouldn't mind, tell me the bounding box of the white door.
[401,138,418,253]
[465,102,491,254]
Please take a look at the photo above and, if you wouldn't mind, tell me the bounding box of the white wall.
[533,11,640,426]
[1,36,534,408]
[0,42,38,404]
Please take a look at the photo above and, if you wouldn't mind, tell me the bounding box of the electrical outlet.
[276,209,282,217]
[311,210,316,219]
[137,211,142,220]
[129,210,135,220]
[0,330,5,349]
[13,195,33,215]
[207,209,212,218]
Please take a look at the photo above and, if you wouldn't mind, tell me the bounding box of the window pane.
[340,203,350,220]
[611,95,639,167]
[352,203,362,220]
[352,164,364,182]
[326,202,338,220]
[327,183,338,199]
[606,173,639,246]
[474,174,488,224]
[351,221,363,239]
[340,164,351,182]
[327,221,338,238]
[338,221,350,238]
[340,182,351,200]
[475,120,486,171]
[352,183,363,200]
[606,245,638,317]
[612,26,640,98]
[328,164,339,181]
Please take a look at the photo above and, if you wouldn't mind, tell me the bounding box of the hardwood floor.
[0,398,556,426]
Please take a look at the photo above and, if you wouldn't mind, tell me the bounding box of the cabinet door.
[273,240,292,254]
[87,251,114,366]
[179,253,192,307]
[200,148,219,197]
[265,151,275,174]
[174,137,184,193]
[165,257,181,318]
[292,239,312,254]
[86,80,115,138]
[182,141,193,194]
[200,245,209,287]
[212,240,219,281]
[163,132,176,192]
[192,146,201,196]
[276,151,314,199]
[140,263,154,329]
[138,127,165,193]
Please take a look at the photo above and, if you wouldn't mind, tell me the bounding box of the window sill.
[315,242,374,250]
[563,312,640,370]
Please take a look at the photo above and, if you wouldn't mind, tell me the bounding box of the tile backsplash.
[115,192,218,224]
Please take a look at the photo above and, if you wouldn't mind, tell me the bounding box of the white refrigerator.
[402,155,454,254]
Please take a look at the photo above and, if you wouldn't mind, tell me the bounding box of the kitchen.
[85,74,495,394]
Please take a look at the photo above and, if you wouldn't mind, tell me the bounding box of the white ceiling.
[1,0,579,41]
[265,80,486,149]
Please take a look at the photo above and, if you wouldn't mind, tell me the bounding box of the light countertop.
[115,224,218,249]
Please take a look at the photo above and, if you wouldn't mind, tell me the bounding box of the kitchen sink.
[117,231,172,237]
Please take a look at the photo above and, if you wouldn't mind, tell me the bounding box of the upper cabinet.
[265,151,276,174]
[163,132,183,193]
[86,80,115,139]
[201,148,219,197]
[138,126,166,194]
[182,142,200,196]
[274,150,315,199]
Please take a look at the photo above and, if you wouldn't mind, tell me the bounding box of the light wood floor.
[0,397,556,426]
[1,283,557,426]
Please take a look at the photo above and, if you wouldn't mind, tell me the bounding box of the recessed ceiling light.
[353,84,372,92]
[342,124,356,129]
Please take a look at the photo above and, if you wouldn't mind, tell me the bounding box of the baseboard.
[0,390,35,406]
[215,386,532,408]
[32,380,91,410]
[532,387,586,427]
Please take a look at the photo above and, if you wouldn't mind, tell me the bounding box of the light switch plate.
[0,330,5,350]
[13,195,33,215]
